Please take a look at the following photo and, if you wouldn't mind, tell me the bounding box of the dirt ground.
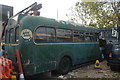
[59,60,120,79]
[27,60,120,80]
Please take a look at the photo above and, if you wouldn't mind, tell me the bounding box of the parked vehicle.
[4,13,102,76]
[108,44,120,71]
[107,27,120,71]
[99,27,120,71]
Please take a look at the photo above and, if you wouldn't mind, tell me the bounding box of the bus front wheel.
[58,57,71,75]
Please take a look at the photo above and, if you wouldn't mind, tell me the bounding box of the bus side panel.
[5,45,19,73]
[20,42,101,76]
[34,45,57,74]
[32,44,74,75]
[19,44,36,75]
[72,43,101,65]
[20,43,75,75]
[20,44,57,75]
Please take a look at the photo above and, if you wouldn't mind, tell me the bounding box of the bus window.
[9,28,14,43]
[15,27,19,43]
[34,27,55,43]
[89,33,94,42]
[84,32,98,42]
[5,30,9,43]
[94,33,99,42]
[73,31,84,42]
[89,33,99,42]
[35,27,47,43]
[46,28,55,42]
[56,29,72,42]
[84,32,93,42]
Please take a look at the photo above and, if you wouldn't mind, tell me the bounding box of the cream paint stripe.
[34,42,99,45]
[4,44,19,46]
[5,42,99,46]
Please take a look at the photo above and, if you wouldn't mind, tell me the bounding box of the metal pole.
[57,8,58,20]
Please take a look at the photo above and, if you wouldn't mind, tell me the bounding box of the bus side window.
[5,30,9,43]
[94,33,99,42]
[89,33,99,42]
[15,27,19,43]
[73,31,84,42]
[89,33,94,42]
[56,29,72,42]
[9,28,14,43]
[46,28,55,42]
[34,27,47,43]
[84,32,92,42]
[34,27,55,43]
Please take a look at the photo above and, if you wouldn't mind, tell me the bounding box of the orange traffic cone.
[16,50,25,80]
[0,57,3,79]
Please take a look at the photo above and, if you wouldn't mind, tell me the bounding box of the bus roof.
[7,14,98,32]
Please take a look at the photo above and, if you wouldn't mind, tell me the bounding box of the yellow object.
[0,43,3,51]
[12,75,17,80]
[94,60,101,69]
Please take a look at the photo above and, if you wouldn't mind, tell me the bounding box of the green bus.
[4,14,101,76]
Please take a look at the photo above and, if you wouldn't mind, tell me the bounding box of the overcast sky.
[0,0,119,21]
[0,0,79,21]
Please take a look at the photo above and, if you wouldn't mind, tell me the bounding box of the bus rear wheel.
[58,57,71,75]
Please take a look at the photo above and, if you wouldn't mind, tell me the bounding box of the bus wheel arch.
[57,56,72,74]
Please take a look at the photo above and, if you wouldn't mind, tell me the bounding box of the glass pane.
[35,27,47,43]
[5,30,9,43]
[15,27,19,43]
[9,28,14,43]
[56,29,72,42]
[74,31,84,42]
[35,27,56,43]
[84,32,94,42]
[46,28,55,42]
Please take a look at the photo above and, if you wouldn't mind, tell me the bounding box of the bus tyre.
[58,57,71,75]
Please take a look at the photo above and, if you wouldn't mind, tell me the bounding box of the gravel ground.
[60,60,120,79]
[28,60,120,80]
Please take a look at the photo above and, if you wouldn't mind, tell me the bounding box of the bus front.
[4,17,20,73]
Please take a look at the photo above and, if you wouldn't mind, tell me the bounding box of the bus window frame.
[15,26,19,43]
[5,30,9,43]
[9,28,15,43]
[33,26,98,44]
[34,26,56,43]
[56,28,72,42]
[84,32,95,42]
[46,27,56,42]
[73,30,84,42]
